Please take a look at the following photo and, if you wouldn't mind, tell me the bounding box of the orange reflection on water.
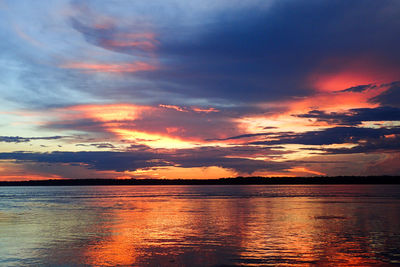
[83,220,138,266]
[82,195,196,266]
[74,186,399,266]
[235,196,388,266]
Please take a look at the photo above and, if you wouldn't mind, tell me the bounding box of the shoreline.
[0,176,399,186]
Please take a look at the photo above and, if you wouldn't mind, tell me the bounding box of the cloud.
[146,0,400,103]
[370,81,400,107]
[251,126,400,146]
[158,104,219,113]
[44,104,244,144]
[166,146,291,173]
[295,106,400,126]
[61,0,400,106]
[69,17,158,57]
[0,136,67,143]
[1,0,400,179]
[338,84,376,93]
[3,0,400,109]
[322,135,400,154]
[0,145,291,174]
[208,132,291,141]
[365,153,400,175]
[158,104,188,112]
[0,151,158,172]
[75,143,116,149]
[60,62,157,73]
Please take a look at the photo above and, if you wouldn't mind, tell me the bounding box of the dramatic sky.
[1,0,400,180]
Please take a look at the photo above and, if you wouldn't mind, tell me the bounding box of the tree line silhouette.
[0,176,399,186]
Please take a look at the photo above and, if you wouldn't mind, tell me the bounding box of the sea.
[0,185,399,266]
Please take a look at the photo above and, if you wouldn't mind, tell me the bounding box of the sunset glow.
[1,0,400,180]
[1,3,400,266]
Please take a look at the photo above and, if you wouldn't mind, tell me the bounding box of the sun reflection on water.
[0,185,399,266]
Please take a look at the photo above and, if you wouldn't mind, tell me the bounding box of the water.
[0,185,399,266]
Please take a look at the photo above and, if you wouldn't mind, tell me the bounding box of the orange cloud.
[288,167,326,176]
[55,104,210,148]
[310,56,400,92]
[159,104,187,112]
[159,104,220,114]
[286,89,384,116]
[245,80,392,137]
[192,107,219,113]
[64,104,148,121]
[50,103,240,149]
[113,129,199,149]
[60,61,157,73]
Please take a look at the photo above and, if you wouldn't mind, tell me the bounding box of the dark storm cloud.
[323,135,400,154]
[370,81,400,107]
[169,145,289,161]
[75,143,116,149]
[0,145,291,174]
[295,106,400,126]
[159,0,399,102]
[46,119,110,134]
[0,136,67,143]
[339,84,376,93]
[69,0,400,104]
[208,132,294,141]
[208,133,276,141]
[0,151,159,172]
[167,146,291,173]
[251,126,400,146]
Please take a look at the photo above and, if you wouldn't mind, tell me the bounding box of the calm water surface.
[0,185,399,266]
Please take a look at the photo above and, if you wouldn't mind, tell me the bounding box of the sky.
[0,0,400,180]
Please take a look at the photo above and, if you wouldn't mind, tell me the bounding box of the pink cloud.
[60,61,157,73]
[192,107,219,113]
[103,32,158,52]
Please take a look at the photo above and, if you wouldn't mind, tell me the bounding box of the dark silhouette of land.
[0,176,399,186]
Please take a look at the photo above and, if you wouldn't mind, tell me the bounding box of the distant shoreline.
[0,176,399,186]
